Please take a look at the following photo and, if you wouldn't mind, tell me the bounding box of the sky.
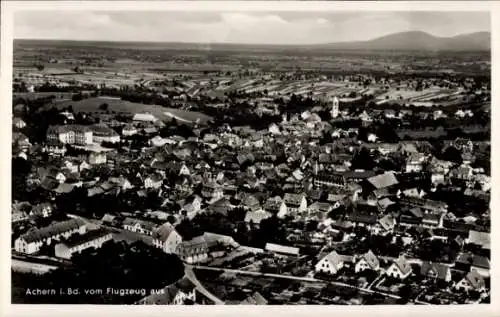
[14,11,491,45]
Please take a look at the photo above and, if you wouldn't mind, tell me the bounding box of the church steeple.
[331,96,339,118]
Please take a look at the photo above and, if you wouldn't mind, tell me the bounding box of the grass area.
[45,96,212,124]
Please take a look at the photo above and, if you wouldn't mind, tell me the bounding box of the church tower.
[331,96,339,118]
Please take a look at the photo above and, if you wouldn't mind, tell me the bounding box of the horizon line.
[13,30,491,47]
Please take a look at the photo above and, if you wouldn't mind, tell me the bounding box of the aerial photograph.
[10,9,491,305]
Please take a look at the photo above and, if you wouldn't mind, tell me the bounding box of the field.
[46,96,213,124]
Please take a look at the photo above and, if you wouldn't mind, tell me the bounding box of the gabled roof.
[465,270,485,289]
[378,214,396,231]
[241,292,268,305]
[153,222,177,241]
[392,256,412,275]
[367,172,399,190]
[467,230,490,249]
[360,250,379,269]
[245,210,272,224]
[19,219,85,243]
[265,243,299,256]
[283,193,305,207]
[322,250,345,267]
[420,262,450,280]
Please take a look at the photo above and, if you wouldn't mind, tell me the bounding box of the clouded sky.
[14,11,490,44]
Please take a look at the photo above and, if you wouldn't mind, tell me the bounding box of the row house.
[54,228,113,259]
[122,217,158,236]
[15,219,86,254]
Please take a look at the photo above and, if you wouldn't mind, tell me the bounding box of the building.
[455,271,486,293]
[283,193,307,215]
[153,222,183,254]
[176,235,209,264]
[136,277,196,305]
[354,250,380,273]
[263,196,287,217]
[144,173,163,189]
[88,152,107,165]
[54,228,112,259]
[201,182,224,200]
[122,124,138,136]
[265,243,300,257]
[13,117,27,129]
[419,262,452,282]
[406,153,426,173]
[315,250,348,275]
[133,113,158,123]
[122,217,157,236]
[331,96,339,119]
[386,256,412,279]
[14,219,86,254]
[46,125,93,145]
[240,292,268,305]
[91,124,121,143]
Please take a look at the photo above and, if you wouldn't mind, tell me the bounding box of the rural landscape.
[11,10,491,306]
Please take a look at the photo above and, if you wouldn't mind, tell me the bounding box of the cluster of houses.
[11,91,490,304]
[314,249,488,294]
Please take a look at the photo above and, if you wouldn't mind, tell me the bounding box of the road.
[191,264,402,300]
[184,266,225,305]
[12,258,58,274]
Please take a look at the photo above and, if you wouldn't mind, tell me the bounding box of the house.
[315,250,348,275]
[372,214,396,235]
[54,228,113,259]
[466,230,490,250]
[455,271,486,293]
[244,208,272,226]
[206,197,232,216]
[405,153,426,173]
[386,256,412,279]
[14,219,86,254]
[454,252,490,277]
[91,124,120,143]
[283,193,307,215]
[201,182,224,200]
[88,152,107,165]
[144,173,163,189]
[265,243,300,257]
[176,235,209,264]
[122,124,138,136]
[354,250,380,273]
[13,117,27,129]
[263,196,287,218]
[240,292,268,305]
[308,202,333,220]
[122,217,157,236]
[136,277,196,305]
[367,172,399,191]
[419,262,451,282]
[29,203,53,218]
[153,222,183,254]
[101,213,116,226]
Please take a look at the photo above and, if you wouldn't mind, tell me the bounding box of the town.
[11,35,491,306]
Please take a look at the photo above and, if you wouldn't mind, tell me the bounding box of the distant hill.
[317,31,491,52]
[15,31,490,53]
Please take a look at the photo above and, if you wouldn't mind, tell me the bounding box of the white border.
[1,1,498,317]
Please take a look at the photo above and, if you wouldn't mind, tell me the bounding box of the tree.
[99,103,109,111]
[441,146,463,165]
[351,147,376,170]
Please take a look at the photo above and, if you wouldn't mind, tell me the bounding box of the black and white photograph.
[2,1,496,311]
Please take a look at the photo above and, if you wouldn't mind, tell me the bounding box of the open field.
[45,96,213,124]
